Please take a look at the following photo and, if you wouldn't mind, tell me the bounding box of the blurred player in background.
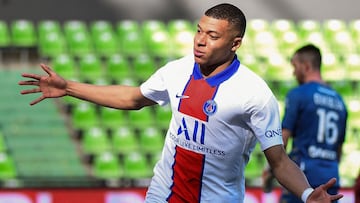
[264,44,348,203]
[19,4,343,203]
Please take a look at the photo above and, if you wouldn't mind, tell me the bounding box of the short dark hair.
[294,44,322,70]
[205,3,246,38]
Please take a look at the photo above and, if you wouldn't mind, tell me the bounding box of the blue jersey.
[282,82,347,188]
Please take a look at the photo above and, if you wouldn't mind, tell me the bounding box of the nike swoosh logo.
[176,94,189,99]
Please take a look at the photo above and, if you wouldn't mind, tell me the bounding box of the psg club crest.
[203,100,217,116]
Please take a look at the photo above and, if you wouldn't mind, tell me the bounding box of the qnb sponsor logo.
[308,145,337,160]
[264,128,282,138]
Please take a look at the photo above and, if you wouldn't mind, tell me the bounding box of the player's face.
[291,54,306,84]
[193,15,241,73]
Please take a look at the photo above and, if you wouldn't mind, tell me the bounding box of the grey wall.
[0,0,359,23]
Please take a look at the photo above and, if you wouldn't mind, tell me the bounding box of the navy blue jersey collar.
[193,55,240,87]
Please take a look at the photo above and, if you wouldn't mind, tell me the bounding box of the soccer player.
[277,44,348,203]
[19,3,343,203]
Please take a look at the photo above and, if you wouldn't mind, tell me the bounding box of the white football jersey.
[140,54,283,203]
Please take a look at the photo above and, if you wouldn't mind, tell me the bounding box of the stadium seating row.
[1,19,360,60]
[0,70,87,182]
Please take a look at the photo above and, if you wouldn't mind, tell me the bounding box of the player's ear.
[231,37,242,52]
[303,61,313,72]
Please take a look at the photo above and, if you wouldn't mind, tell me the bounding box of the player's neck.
[305,73,325,85]
[200,56,235,78]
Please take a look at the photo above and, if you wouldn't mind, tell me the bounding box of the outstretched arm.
[19,64,157,109]
[264,145,343,203]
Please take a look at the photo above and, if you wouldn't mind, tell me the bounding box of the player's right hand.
[19,64,68,105]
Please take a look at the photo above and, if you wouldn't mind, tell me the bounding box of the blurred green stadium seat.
[11,20,37,47]
[141,20,167,41]
[116,20,145,57]
[123,151,152,179]
[344,53,360,81]
[128,107,154,128]
[132,53,156,81]
[322,19,347,39]
[106,53,132,83]
[78,53,103,82]
[149,151,162,169]
[297,20,321,40]
[252,30,278,57]
[0,131,7,152]
[72,102,99,132]
[67,31,93,58]
[278,30,301,57]
[64,20,88,40]
[116,20,140,39]
[349,19,360,36]
[154,105,172,129]
[264,53,292,81]
[330,80,353,99]
[37,20,64,58]
[146,29,170,58]
[52,53,77,79]
[0,152,17,179]
[349,19,360,52]
[138,126,164,154]
[237,35,254,55]
[141,20,169,57]
[271,19,300,57]
[38,20,62,37]
[322,52,345,82]
[247,19,279,57]
[111,126,139,155]
[39,31,66,59]
[322,20,355,54]
[297,20,332,53]
[92,151,122,179]
[247,19,270,39]
[347,97,360,129]
[90,20,113,39]
[269,80,297,101]
[91,22,119,59]
[330,30,355,54]
[93,31,119,59]
[99,106,128,131]
[0,21,10,47]
[168,20,194,57]
[271,19,297,34]
[64,20,93,58]
[167,19,193,35]
[238,53,266,78]
[82,126,111,155]
[303,30,331,53]
[277,100,285,120]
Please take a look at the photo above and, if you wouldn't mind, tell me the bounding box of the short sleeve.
[250,96,284,151]
[140,68,170,106]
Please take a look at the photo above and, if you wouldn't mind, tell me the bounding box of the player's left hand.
[307,178,343,203]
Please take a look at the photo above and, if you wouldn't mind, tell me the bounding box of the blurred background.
[0,0,359,202]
